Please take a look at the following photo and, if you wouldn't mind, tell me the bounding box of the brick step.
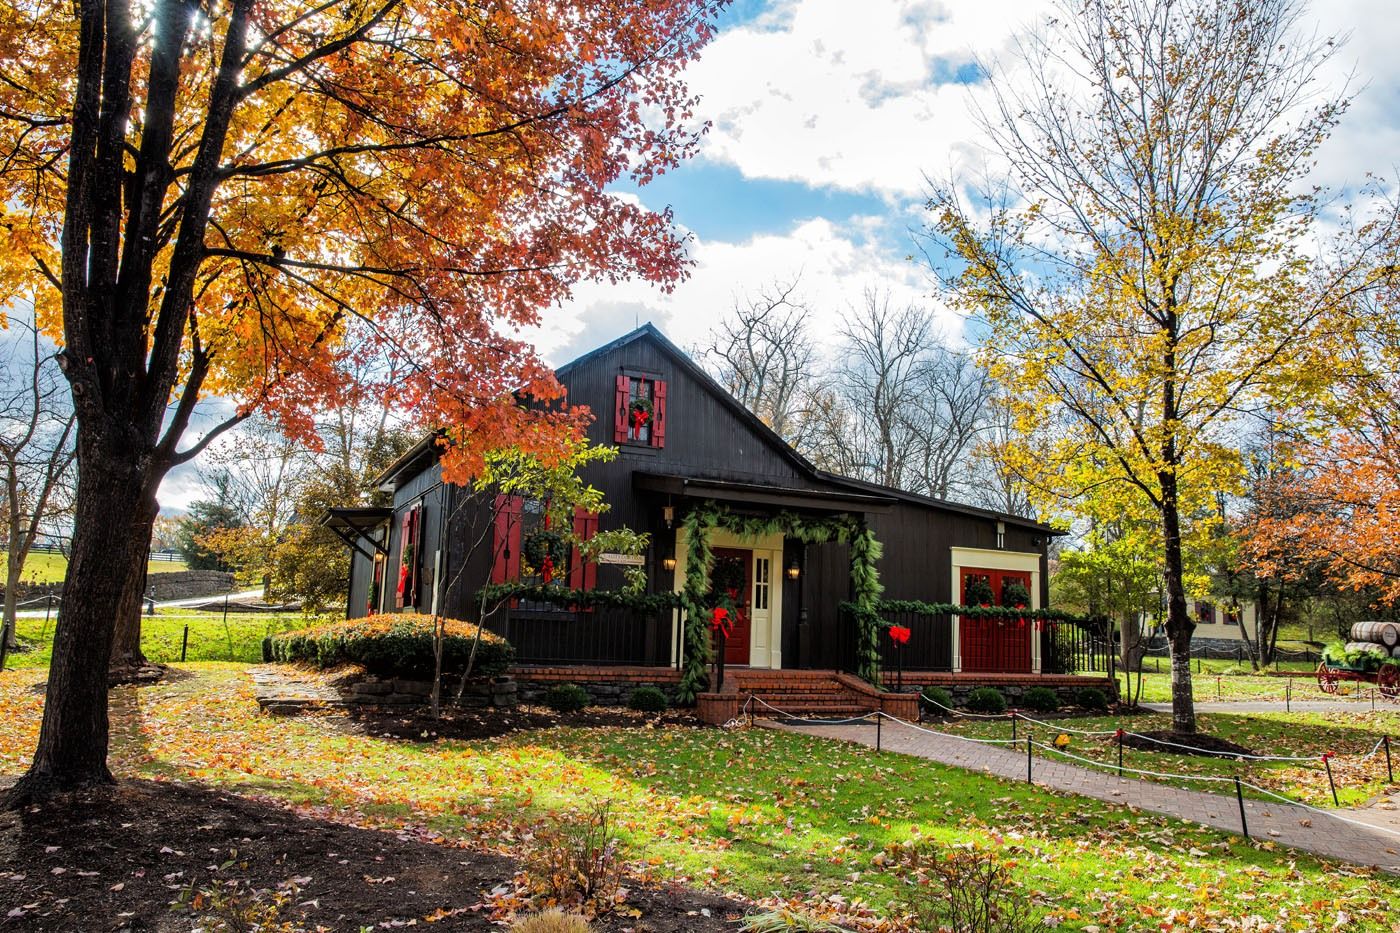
[739,687,850,698]
[744,692,869,705]
[747,706,873,720]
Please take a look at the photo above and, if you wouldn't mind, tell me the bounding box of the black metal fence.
[501,604,674,667]
[841,605,1111,676]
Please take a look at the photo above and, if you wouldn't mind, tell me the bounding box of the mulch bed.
[340,703,702,742]
[0,780,744,932]
[1119,730,1259,759]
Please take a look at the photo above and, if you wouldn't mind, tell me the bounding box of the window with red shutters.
[614,372,667,448]
[394,504,423,609]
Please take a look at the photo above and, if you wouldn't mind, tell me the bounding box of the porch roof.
[319,507,392,562]
[633,471,895,514]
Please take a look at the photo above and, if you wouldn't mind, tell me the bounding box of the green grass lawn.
[3,550,188,584]
[5,608,307,669]
[2,665,1395,930]
[931,707,1399,808]
[1120,666,1342,704]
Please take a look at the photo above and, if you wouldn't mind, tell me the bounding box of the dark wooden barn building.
[325,325,1108,718]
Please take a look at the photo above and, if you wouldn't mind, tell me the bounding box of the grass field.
[1,665,1395,930]
[6,608,307,669]
[932,707,1399,807]
[3,550,188,584]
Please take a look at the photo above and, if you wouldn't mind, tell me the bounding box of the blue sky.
[539,0,1400,366]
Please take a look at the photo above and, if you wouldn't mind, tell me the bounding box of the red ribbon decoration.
[541,554,554,584]
[710,606,733,638]
[888,624,911,645]
[631,407,651,434]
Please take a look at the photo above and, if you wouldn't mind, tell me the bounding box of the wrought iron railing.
[502,604,674,667]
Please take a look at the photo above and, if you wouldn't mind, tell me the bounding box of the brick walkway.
[767,717,1400,874]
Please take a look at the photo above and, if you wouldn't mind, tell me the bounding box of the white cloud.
[537,215,959,365]
[686,0,1053,197]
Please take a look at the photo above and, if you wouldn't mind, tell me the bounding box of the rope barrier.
[1237,781,1400,841]
[1028,740,1238,784]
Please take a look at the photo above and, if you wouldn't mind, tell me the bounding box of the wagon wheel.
[1378,664,1400,700]
[1316,661,1339,695]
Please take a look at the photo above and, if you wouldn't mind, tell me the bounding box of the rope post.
[1011,710,1017,742]
[1286,678,1291,713]
[1234,776,1249,840]
[1026,733,1033,784]
[1384,735,1393,784]
[1216,676,1221,700]
[180,625,189,663]
[1116,728,1125,778]
[876,711,883,753]
[1323,752,1339,806]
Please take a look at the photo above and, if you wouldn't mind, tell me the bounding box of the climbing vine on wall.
[674,500,886,701]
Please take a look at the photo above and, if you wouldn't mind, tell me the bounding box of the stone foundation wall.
[511,665,684,708]
[887,673,1118,707]
[146,571,236,601]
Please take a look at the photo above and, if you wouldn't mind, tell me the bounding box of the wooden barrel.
[1350,621,1399,647]
[1393,644,1400,660]
[1344,641,1392,659]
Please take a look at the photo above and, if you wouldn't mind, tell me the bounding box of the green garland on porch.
[478,582,682,614]
[674,500,886,702]
[845,597,1107,626]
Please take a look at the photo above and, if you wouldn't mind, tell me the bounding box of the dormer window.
[614,372,667,448]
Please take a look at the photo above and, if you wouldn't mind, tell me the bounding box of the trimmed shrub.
[627,686,668,713]
[966,686,1007,714]
[1076,687,1109,711]
[1020,686,1059,713]
[268,613,514,679]
[920,686,955,715]
[545,683,591,713]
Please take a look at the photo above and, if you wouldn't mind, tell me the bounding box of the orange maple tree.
[0,0,726,799]
[1246,280,1400,606]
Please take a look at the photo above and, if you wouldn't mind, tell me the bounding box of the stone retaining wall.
[1,569,235,604]
[343,674,519,708]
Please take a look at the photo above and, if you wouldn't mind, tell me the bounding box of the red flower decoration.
[710,606,732,637]
[888,625,911,645]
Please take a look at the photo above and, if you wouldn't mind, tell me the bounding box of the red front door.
[959,569,1033,673]
[710,548,753,666]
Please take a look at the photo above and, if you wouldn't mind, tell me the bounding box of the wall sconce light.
[662,505,675,528]
[662,551,677,572]
[786,558,800,581]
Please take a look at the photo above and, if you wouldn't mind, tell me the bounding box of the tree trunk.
[1159,473,1197,733]
[0,558,21,670]
[1119,609,1142,674]
[110,526,155,675]
[4,438,157,802]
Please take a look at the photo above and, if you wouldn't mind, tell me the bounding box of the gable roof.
[561,324,1062,535]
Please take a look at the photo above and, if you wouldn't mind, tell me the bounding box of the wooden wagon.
[1316,658,1400,699]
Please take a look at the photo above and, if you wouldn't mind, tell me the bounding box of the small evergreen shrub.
[966,686,1007,714]
[627,686,668,713]
[921,686,955,714]
[1020,686,1059,712]
[545,683,591,713]
[1076,687,1109,711]
[268,613,513,679]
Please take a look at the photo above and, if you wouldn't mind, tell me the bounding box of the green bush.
[627,686,668,713]
[1076,687,1109,711]
[920,686,955,714]
[966,686,1007,714]
[545,683,591,713]
[1020,686,1060,712]
[268,613,514,679]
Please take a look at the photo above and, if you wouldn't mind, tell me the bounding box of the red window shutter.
[491,495,524,584]
[651,379,667,448]
[614,375,630,443]
[570,507,600,591]
[394,510,412,608]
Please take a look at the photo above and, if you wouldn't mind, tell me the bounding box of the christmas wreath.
[964,576,996,607]
[628,397,654,435]
[1002,580,1030,609]
[522,529,571,580]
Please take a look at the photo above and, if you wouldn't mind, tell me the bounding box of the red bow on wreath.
[888,625,911,645]
[631,407,651,433]
[710,606,733,638]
